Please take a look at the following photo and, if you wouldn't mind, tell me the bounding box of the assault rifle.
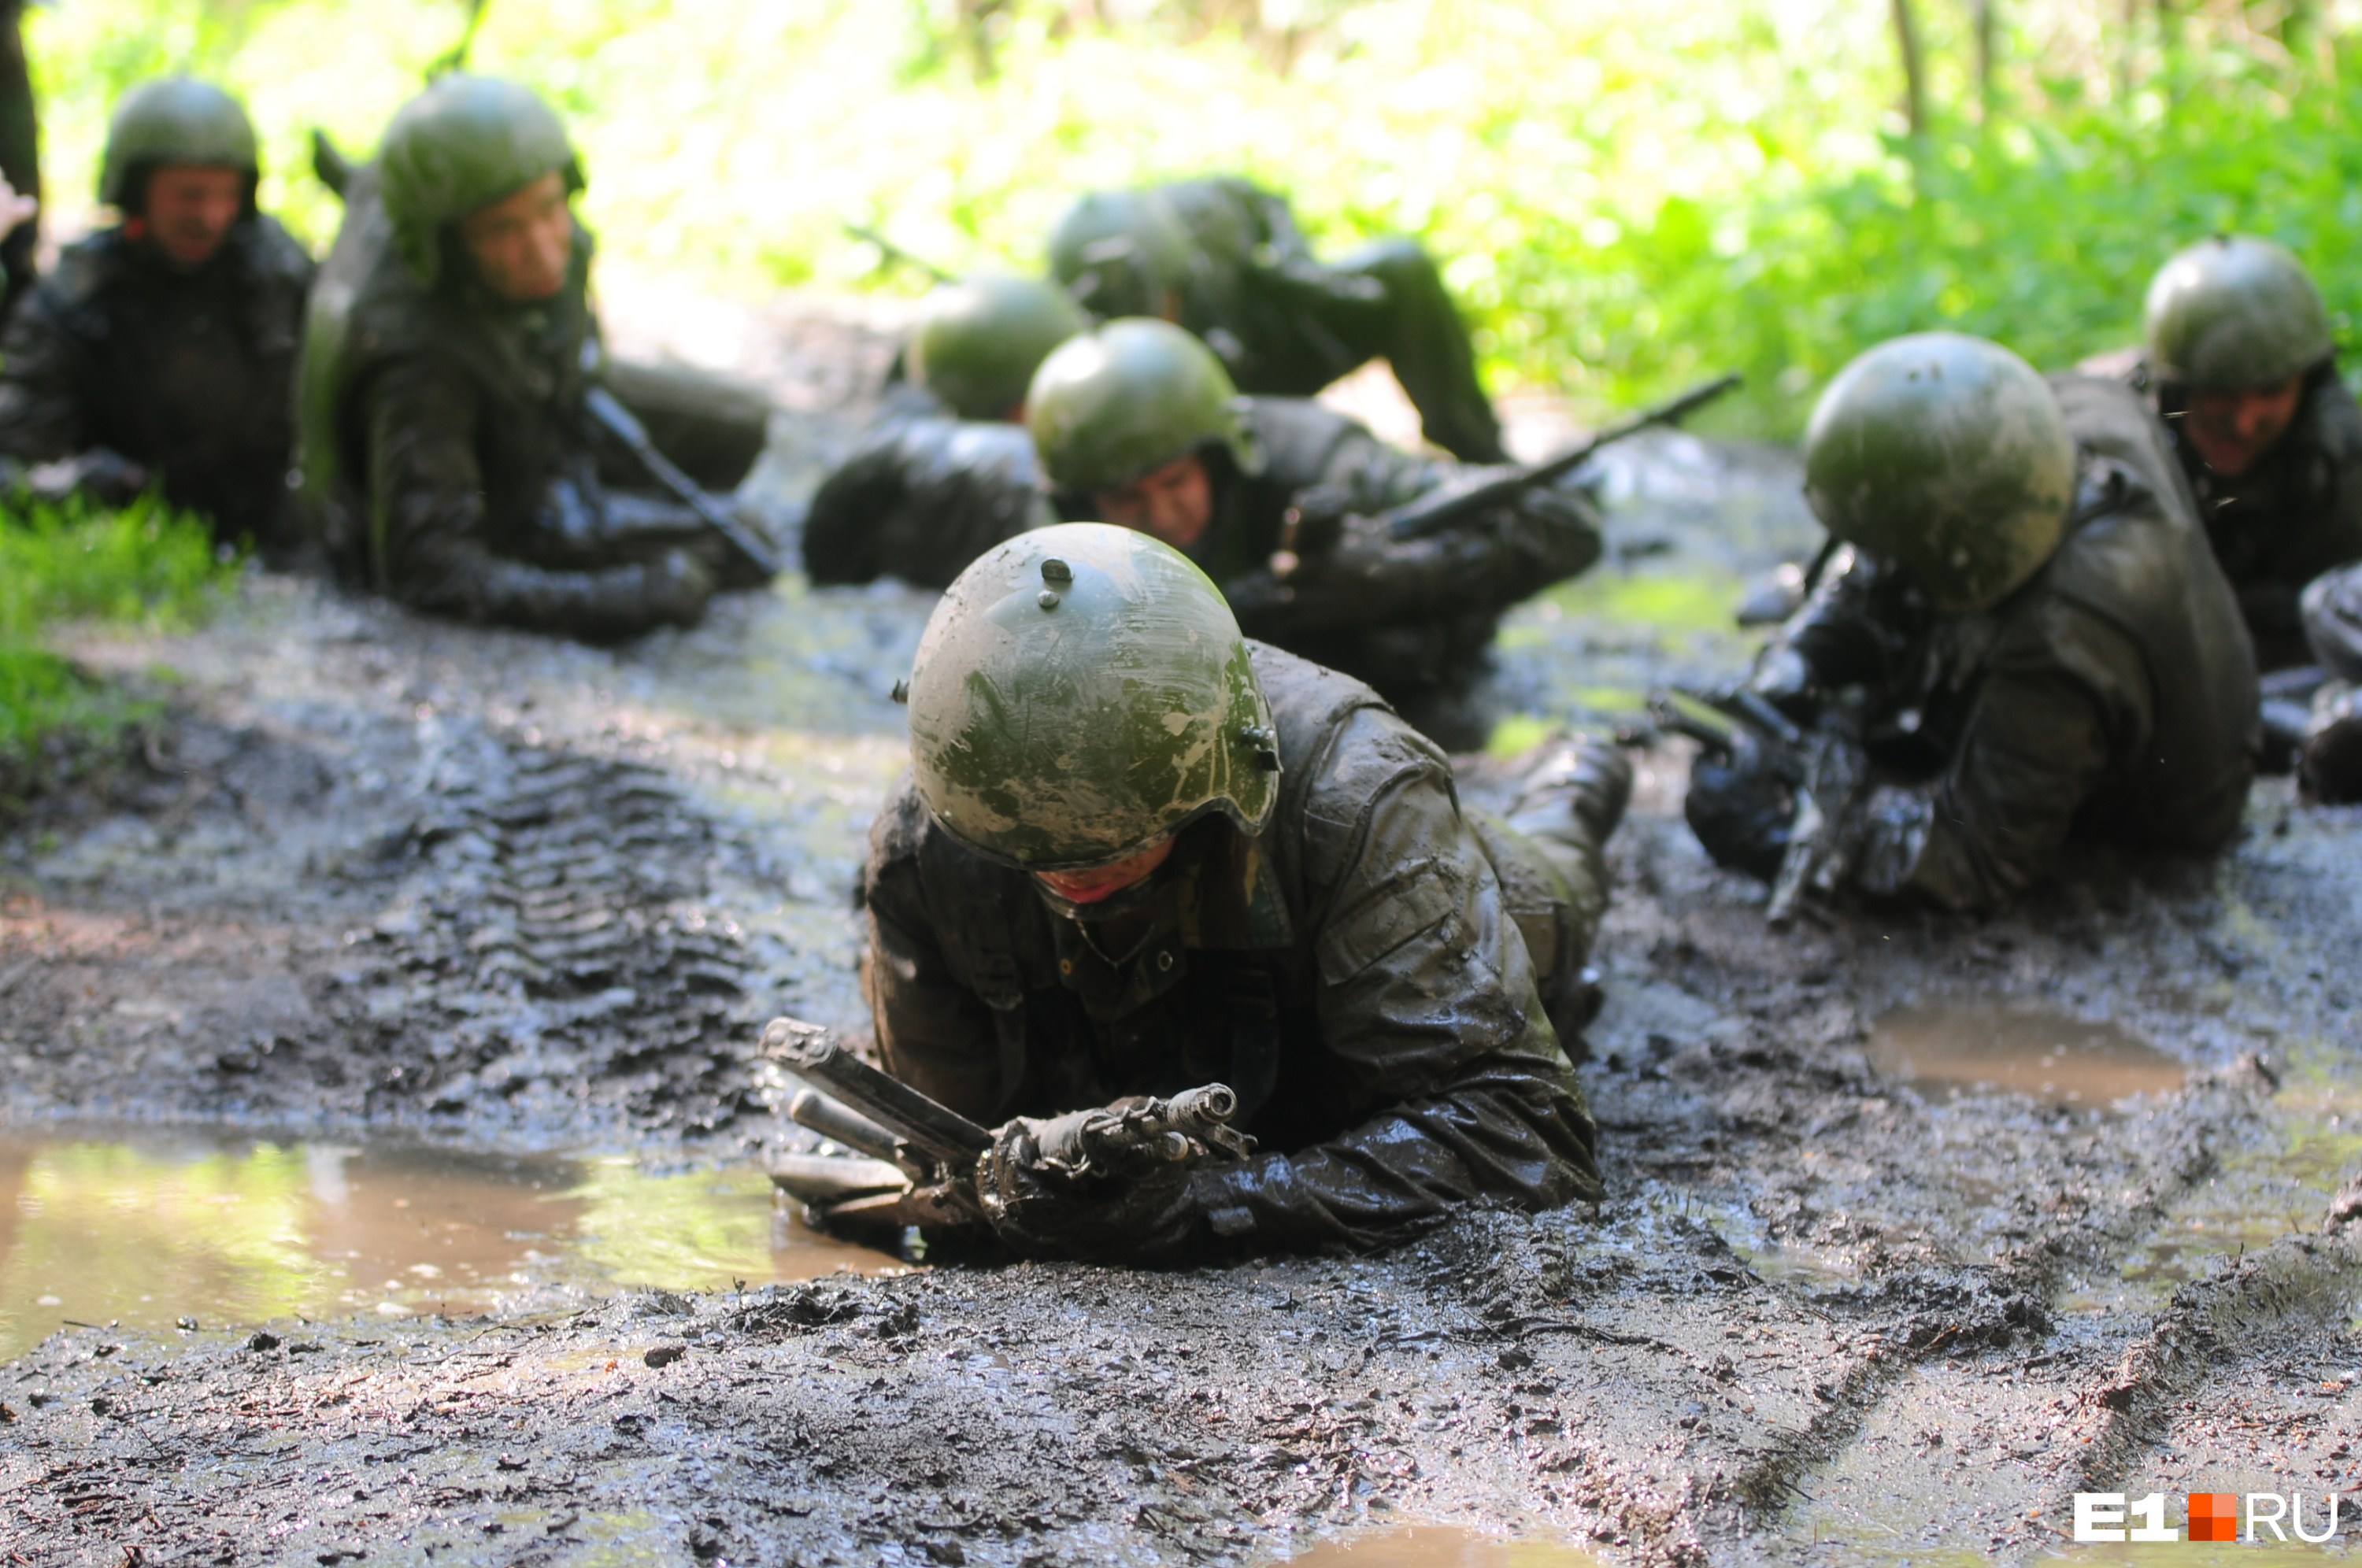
[760,1017,1254,1230]
[1379,371,1741,542]
[1269,371,1742,586]
[1650,686,1870,927]
[582,386,783,578]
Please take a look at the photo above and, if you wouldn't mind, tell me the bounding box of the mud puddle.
[1283,1525,1605,1566]
[1866,1000,2186,1108]
[0,1131,896,1360]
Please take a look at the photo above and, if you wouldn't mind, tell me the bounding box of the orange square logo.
[2187,1492,2239,1542]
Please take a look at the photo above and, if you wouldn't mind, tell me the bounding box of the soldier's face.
[457,172,573,304]
[2185,374,2304,478]
[1032,838,1175,905]
[139,165,242,267]
[1093,454,1212,550]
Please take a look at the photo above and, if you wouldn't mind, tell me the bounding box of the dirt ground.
[5,295,2362,1567]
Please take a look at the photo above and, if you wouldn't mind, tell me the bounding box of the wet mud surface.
[6,298,2362,1566]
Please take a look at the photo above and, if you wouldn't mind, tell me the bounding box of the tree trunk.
[1971,0,1997,123]
[1890,0,1930,134]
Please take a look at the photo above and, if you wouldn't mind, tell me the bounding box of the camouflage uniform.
[1061,395,1598,751]
[298,79,769,638]
[2129,235,2362,670]
[2135,362,2362,671]
[1691,366,2257,911]
[1053,177,1508,464]
[868,636,1619,1259]
[0,80,311,553]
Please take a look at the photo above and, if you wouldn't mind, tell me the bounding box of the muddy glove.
[977,1113,1203,1261]
[25,448,150,508]
[1683,724,1794,882]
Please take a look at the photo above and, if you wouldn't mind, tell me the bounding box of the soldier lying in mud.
[1675,333,2259,915]
[776,522,1633,1261]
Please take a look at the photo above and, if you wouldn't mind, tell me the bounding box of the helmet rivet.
[1038,590,1061,610]
[1157,951,1175,973]
[1041,558,1073,585]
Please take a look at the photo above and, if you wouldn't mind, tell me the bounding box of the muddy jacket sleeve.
[1246,435,1601,633]
[0,291,92,464]
[802,415,1047,590]
[1184,709,1605,1252]
[1843,599,2152,912]
[363,357,688,638]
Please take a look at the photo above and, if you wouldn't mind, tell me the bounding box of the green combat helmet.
[1027,318,1260,496]
[377,73,581,287]
[1048,188,1194,320]
[2144,235,2334,391]
[1804,332,2076,614]
[907,275,1090,422]
[904,522,1281,870]
[98,77,259,211]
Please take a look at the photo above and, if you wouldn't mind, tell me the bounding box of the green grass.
[0,494,233,780]
[22,0,2353,440]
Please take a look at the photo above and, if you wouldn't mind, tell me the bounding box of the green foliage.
[24,0,2361,438]
[0,495,232,768]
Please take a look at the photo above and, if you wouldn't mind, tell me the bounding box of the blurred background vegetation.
[23,0,2362,436]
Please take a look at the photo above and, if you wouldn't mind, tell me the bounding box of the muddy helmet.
[1027,318,1260,497]
[1048,188,1194,320]
[378,74,582,287]
[903,522,1280,870]
[907,275,1090,422]
[99,78,260,213]
[2143,235,2334,392]
[1803,333,2076,614]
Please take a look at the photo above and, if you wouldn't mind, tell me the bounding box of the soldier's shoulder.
[865,770,937,872]
[31,231,129,313]
[1252,640,1442,808]
[238,214,320,285]
[1242,396,1369,479]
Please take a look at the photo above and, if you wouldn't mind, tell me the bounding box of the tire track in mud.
[315,726,775,1140]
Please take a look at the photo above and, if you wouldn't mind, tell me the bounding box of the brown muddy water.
[0,1132,898,1360]
[1866,1000,2187,1108]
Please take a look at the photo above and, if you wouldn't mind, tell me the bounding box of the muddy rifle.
[583,386,782,578]
[759,1018,1255,1230]
[1649,686,1869,928]
[1378,371,1741,542]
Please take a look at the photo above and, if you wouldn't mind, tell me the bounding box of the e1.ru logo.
[2074,1492,2342,1543]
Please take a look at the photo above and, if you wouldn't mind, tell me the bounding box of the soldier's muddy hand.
[976,1112,1201,1260]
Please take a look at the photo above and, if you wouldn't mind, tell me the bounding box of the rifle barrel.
[787,1088,906,1167]
[1383,371,1742,541]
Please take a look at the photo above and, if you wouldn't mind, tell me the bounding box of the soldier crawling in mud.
[2117,237,2362,674]
[0,79,314,557]
[1026,318,1600,751]
[800,274,1078,589]
[850,522,1626,1259]
[1681,334,2258,912]
[1050,176,1509,464]
[297,75,775,638]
